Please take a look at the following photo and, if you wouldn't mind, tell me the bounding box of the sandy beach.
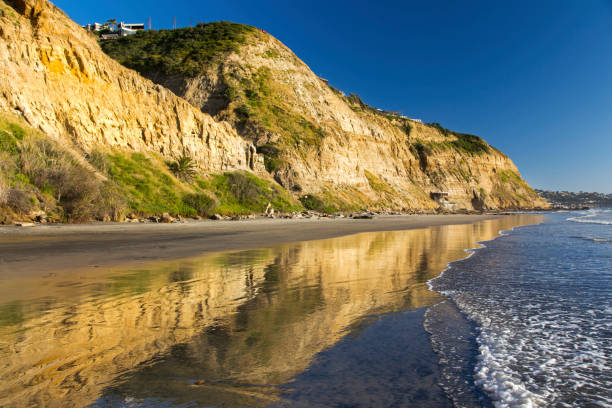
[0,214,500,278]
[0,213,549,407]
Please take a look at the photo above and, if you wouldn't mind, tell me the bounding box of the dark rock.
[351,213,375,219]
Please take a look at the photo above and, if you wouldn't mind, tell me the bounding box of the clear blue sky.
[54,0,612,193]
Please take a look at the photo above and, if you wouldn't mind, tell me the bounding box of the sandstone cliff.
[0,0,548,217]
[104,23,547,210]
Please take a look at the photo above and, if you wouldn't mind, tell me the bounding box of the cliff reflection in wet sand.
[0,216,541,407]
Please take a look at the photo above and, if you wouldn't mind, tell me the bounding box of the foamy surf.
[567,208,612,225]
[427,211,612,407]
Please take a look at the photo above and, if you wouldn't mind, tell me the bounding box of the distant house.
[118,22,145,36]
[83,22,110,31]
[83,21,145,40]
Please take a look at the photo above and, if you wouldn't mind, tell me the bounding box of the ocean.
[427,208,612,407]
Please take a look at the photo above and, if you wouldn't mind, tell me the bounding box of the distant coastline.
[536,189,612,208]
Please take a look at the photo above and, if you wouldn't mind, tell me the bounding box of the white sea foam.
[463,299,612,408]
[571,236,612,243]
[567,217,612,225]
[567,208,612,225]
[429,214,612,408]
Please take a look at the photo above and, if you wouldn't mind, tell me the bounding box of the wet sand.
[0,214,545,407]
[0,214,500,277]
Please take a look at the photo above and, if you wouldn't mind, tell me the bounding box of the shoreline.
[0,214,503,278]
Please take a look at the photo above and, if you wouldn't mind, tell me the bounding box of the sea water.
[427,209,612,407]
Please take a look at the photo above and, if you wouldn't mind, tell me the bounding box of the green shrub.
[17,135,107,220]
[451,133,490,155]
[95,181,128,221]
[347,93,366,107]
[256,143,281,157]
[234,104,251,122]
[299,194,338,213]
[499,170,522,184]
[410,142,431,172]
[257,143,284,173]
[182,192,217,216]
[299,194,324,211]
[402,122,412,138]
[364,170,394,194]
[87,149,111,173]
[0,130,19,155]
[205,171,302,214]
[8,123,25,140]
[226,172,262,203]
[426,122,453,136]
[425,122,490,155]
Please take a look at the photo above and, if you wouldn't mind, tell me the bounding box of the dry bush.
[5,187,34,214]
[95,182,128,221]
[18,136,126,221]
[0,152,15,206]
[0,178,7,206]
[87,149,111,174]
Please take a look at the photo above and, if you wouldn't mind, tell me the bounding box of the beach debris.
[29,210,47,223]
[160,213,174,223]
[265,202,275,217]
[351,213,375,219]
[210,214,224,220]
[14,222,35,227]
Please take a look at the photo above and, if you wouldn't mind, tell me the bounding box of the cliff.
[0,0,547,222]
[103,23,548,211]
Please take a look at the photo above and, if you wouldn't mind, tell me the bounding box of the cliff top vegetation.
[100,21,256,76]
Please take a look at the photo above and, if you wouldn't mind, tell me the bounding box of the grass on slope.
[232,67,326,150]
[492,169,540,205]
[98,151,302,216]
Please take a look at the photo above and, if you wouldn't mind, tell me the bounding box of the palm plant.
[169,154,196,181]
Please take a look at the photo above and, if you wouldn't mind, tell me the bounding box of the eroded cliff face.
[0,0,262,172]
[0,0,547,212]
[139,28,548,210]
